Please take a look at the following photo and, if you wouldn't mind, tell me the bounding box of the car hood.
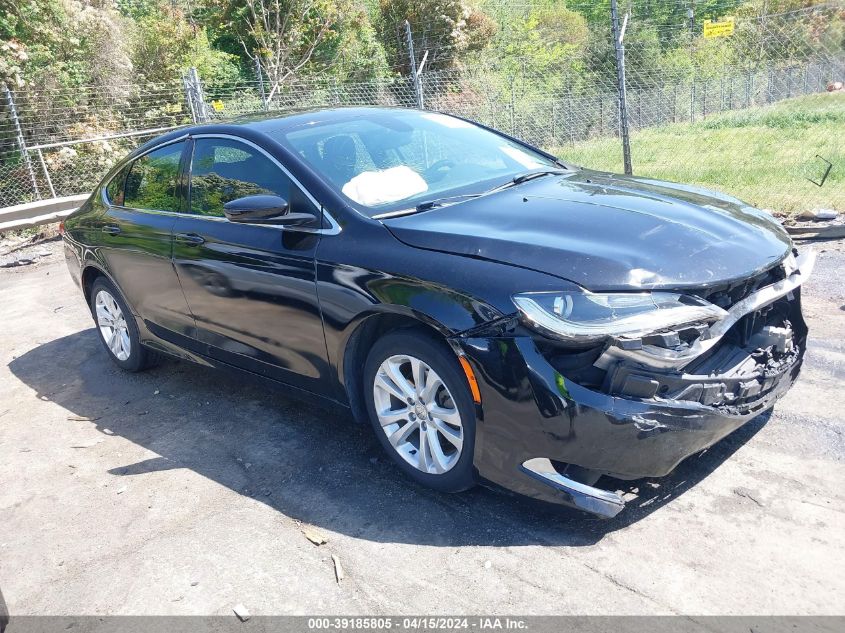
[381,170,792,291]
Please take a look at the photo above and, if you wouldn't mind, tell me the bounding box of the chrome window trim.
[102,132,342,236]
[189,133,341,235]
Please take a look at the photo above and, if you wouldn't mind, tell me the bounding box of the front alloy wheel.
[364,331,476,493]
[373,354,464,474]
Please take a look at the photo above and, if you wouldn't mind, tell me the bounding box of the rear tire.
[364,329,477,493]
[89,277,155,372]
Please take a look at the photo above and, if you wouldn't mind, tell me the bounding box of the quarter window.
[189,138,311,218]
[123,141,186,212]
[105,166,128,206]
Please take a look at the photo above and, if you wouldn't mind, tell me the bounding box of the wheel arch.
[340,309,452,425]
[81,263,108,305]
[80,263,133,315]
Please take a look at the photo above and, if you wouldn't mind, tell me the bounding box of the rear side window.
[105,166,128,206]
[189,137,311,217]
[123,141,186,212]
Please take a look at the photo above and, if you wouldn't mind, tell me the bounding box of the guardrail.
[0,194,89,233]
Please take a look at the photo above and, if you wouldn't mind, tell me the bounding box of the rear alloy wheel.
[364,331,476,493]
[95,289,131,361]
[89,277,153,372]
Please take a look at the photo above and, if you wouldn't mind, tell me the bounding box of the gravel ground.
[0,237,843,616]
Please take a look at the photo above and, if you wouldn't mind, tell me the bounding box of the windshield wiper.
[373,169,567,220]
[505,168,568,188]
[372,194,484,219]
[412,170,567,212]
[415,193,485,212]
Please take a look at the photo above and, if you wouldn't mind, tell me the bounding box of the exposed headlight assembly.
[512,291,728,343]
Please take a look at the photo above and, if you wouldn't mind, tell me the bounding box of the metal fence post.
[767,67,773,103]
[3,83,41,200]
[610,0,632,175]
[690,79,696,122]
[255,57,269,111]
[404,20,423,109]
[189,67,211,123]
[509,76,516,135]
[672,84,677,122]
[745,72,751,108]
[182,71,198,123]
[36,149,56,198]
[599,96,604,135]
[331,77,341,106]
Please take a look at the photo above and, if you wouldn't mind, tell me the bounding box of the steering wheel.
[424,159,456,183]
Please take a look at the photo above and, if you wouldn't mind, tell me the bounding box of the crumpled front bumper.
[453,306,806,518]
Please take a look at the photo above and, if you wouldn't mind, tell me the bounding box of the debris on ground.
[784,215,845,239]
[303,527,328,546]
[733,487,764,507]
[799,208,839,221]
[0,233,60,268]
[67,415,100,422]
[71,438,104,448]
[232,603,250,622]
[1,257,35,268]
[116,486,127,495]
[331,554,345,583]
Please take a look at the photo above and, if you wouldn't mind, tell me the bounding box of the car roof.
[133,106,421,156]
[234,106,418,133]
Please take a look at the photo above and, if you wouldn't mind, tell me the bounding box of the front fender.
[318,262,504,391]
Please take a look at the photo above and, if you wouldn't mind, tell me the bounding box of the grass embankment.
[557,93,844,217]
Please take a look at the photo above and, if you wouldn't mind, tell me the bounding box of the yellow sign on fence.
[211,100,225,112]
[703,17,735,38]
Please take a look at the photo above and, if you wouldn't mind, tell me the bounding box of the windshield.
[269,110,559,217]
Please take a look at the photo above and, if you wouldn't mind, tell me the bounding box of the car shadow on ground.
[9,329,771,547]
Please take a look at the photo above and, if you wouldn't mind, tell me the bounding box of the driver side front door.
[171,135,332,395]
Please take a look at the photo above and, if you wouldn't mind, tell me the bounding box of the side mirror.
[223,195,316,227]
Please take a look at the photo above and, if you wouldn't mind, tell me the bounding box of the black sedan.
[61,107,814,518]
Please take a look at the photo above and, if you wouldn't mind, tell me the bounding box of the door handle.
[175,232,205,246]
[101,225,121,235]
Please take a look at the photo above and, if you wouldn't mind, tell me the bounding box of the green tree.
[129,3,240,85]
[376,0,496,74]
[483,2,589,78]
[0,0,132,89]
[199,0,387,88]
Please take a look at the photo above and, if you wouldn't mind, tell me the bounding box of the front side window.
[123,141,186,212]
[271,111,558,216]
[189,138,310,218]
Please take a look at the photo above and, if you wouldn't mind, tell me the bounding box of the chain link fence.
[1,1,843,216]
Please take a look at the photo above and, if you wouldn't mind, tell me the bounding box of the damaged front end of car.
[454,248,815,518]
[592,248,812,413]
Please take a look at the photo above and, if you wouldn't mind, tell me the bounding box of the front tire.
[89,277,153,372]
[364,330,477,493]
